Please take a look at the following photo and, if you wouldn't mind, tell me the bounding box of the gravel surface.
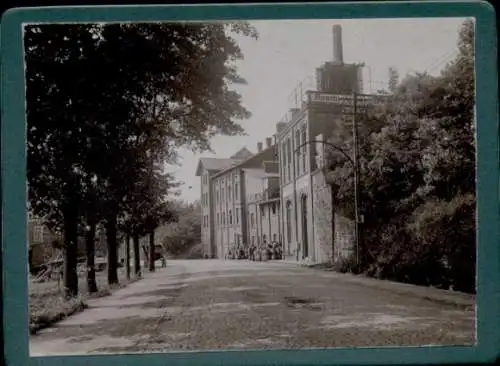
[30,259,475,356]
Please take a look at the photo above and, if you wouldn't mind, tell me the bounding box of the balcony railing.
[263,186,280,201]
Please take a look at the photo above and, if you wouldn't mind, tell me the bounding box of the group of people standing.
[227,240,283,261]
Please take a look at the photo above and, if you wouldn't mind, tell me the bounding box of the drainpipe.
[278,148,285,254]
[292,127,299,261]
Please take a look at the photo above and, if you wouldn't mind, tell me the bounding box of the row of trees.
[325,20,476,293]
[26,22,256,298]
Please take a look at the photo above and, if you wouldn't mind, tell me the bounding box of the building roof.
[194,148,254,177]
[211,144,278,180]
[195,157,235,176]
[230,147,253,160]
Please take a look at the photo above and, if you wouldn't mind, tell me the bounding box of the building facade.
[258,173,281,246]
[276,24,362,264]
[243,165,281,252]
[196,140,279,258]
[195,148,252,257]
[197,24,379,264]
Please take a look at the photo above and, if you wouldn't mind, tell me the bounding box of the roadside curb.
[274,260,475,309]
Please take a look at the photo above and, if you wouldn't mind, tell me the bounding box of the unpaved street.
[30,260,475,355]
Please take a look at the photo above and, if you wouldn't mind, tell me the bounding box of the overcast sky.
[170,17,468,203]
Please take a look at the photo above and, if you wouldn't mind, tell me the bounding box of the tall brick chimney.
[257,142,263,152]
[332,24,344,64]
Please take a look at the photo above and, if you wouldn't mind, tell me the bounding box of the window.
[223,213,226,225]
[217,213,220,226]
[286,138,292,181]
[221,187,225,203]
[236,208,240,224]
[229,210,233,225]
[263,234,267,244]
[261,206,265,217]
[286,201,292,244]
[251,236,255,245]
[273,233,277,242]
[282,143,287,183]
[301,125,307,172]
[295,129,301,175]
[228,186,232,201]
[272,202,276,215]
[250,213,255,228]
[235,182,239,200]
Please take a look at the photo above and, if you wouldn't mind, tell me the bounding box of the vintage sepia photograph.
[26,17,476,356]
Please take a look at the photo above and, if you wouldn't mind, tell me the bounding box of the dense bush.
[333,254,361,274]
[325,20,476,293]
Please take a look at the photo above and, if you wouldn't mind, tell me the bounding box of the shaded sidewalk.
[30,264,186,356]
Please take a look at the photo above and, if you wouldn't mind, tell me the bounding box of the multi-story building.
[198,24,378,264]
[196,139,278,258]
[276,24,362,264]
[243,162,281,252]
[195,148,253,258]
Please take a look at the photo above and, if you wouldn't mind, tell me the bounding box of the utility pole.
[352,92,361,267]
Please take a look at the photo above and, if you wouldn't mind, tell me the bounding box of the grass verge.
[30,269,140,334]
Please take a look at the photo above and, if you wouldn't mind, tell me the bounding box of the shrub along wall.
[323,20,476,294]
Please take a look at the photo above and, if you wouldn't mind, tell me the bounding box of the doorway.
[301,194,309,259]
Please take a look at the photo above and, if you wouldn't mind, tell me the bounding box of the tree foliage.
[160,201,202,257]
[325,20,476,293]
[25,22,257,297]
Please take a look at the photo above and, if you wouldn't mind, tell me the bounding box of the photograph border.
[2,1,498,366]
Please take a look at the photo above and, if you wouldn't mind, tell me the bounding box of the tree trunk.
[133,233,141,277]
[63,202,79,298]
[148,229,155,272]
[105,212,119,285]
[125,234,131,280]
[142,244,149,264]
[85,212,98,293]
